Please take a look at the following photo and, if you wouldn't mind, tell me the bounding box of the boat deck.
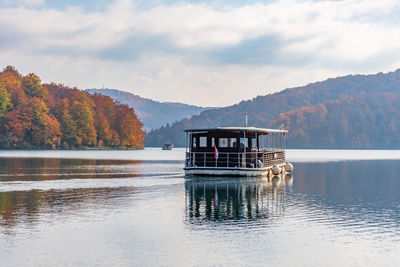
[185,150,285,169]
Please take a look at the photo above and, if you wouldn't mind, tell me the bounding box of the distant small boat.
[162,143,174,150]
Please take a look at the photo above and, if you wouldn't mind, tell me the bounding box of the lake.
[1,148,400,266]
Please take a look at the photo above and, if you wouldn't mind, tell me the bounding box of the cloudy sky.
[1,0,400,106]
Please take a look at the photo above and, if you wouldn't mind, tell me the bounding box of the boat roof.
[184,126,287,134]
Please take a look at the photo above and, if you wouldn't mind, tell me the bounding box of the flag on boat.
[214,145,219,159]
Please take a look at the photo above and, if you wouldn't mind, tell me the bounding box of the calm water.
[1,149,400,266]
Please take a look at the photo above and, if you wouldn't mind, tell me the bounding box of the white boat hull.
[184,164,286,177]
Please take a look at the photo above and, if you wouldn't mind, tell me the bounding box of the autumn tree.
[28,97,61,148]
[3,66,21,77]
[53,98,80,147]
[113,105,144,148]
[0,105,32,148]
[71,101,97,146]
[0,83,12,117]
[91,94,116,146]
[22,73,48,99]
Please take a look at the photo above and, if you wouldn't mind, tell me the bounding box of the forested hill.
[146,69,400,149]
[0,66,144,149]
[86,88,211,132]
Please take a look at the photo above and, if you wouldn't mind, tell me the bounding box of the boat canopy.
[184,126,287,135]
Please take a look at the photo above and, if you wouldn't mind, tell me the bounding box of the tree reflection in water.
[185,174,293,224]
[0,157,143,232]
[0,187,138,232]
[0,157,142,182]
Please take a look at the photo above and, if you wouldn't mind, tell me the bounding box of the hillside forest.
[146,69,400,149]
[0,66,144,149]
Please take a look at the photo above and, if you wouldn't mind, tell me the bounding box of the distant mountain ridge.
[85,89,212,132]
[145,69,400,148]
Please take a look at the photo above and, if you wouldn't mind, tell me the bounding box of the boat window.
[211,138,215,147]
[252,138,257,148]
[200,136,207,147]
[240,138,248,148]
[232,139,237,148]
[219,138,228,147]
[193,137,197,148]
[229,138,236,148]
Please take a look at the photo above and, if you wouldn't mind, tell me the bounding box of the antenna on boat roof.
[245,112,248,127]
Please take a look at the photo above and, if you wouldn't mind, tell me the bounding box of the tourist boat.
[162,143,174,150]
[183,126,293,176]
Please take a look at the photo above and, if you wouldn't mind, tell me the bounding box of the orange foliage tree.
[0,66,144,149]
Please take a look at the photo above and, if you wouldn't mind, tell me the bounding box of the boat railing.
[185,150,285,169]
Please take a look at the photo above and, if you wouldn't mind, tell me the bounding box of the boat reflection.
[185,174,293,224]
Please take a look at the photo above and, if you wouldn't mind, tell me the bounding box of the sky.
[1,0,400,107]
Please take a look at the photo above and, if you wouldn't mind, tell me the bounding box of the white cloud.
[1,0,400,106]
[4,0,44,6]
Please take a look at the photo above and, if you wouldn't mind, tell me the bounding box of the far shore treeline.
[146,69,400,149]
[0,66,144,149]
